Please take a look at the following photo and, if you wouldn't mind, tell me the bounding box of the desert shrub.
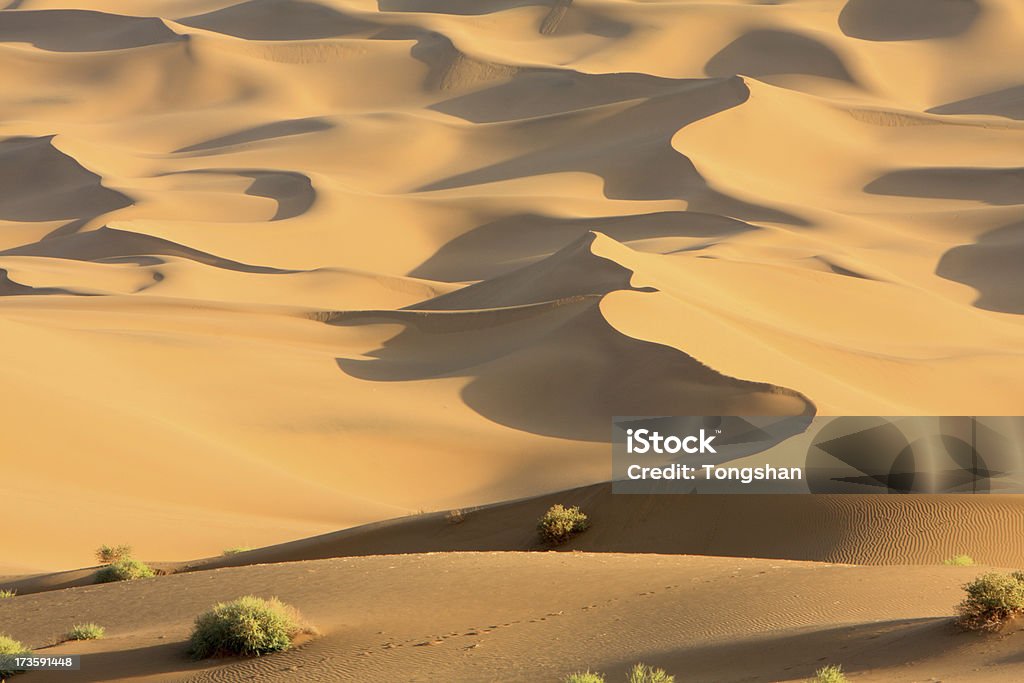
[628,663,674,683]
[537,504,589,545]
[95,545,133,565]
[189,596,311,659]
[0,590,14,599]
[811,664,847,682]
[65,623,105,641]
[0,634,30,678]
[445,509,466,525]
[944,554,975,566]
[956,571,1024,631]
[95,558,156,583]
[222,547,252,556]
[564,672,605,683]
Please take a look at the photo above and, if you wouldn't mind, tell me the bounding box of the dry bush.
[95,558,155,583]
[189,596,314,659]
[95,545,132,565]
[537,504,589,545]
[956,571,1024,631]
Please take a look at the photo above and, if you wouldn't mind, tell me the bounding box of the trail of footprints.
[368,583,688,655]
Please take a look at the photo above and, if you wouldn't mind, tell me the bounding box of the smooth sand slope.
[9,484,1024,598]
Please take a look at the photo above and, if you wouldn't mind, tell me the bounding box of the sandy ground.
[3,0,1024,680]
[3,552,1024,683]
[4,489,1024,681]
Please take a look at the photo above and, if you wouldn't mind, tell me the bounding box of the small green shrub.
[564,672,605,683]
[0,634,30,678]
[564,664,675,683]
[189,596,312,659]
[565,671,602,683]
[95,545,133,565]
[222,547,252,556]
[445,509,466,525]
[95,558,156,583]
[628,663,674,683]
[957,571,1024,631]
[537,504,589,545]
[0,590,14,599]
[944,554,975,566]
[811,664,847,682]
[65,623,105,641]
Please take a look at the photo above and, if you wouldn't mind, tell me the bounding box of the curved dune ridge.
[0,0,1023,577]
[166,487,1024,572]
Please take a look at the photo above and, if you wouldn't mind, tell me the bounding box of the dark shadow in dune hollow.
[159,169,316,221]
[937,220,1024,315]
[179,0,377,40]
[430,68,701,123]
[1,226,296,275]
[0,9,184,51]
[705,29,855,83]
[379,0,630,37]
[637,618,960,683]
[929,85,1024,121]
[37,642,207,683]
[866,167,1024,314]
[0,136,132,234]
[379,0,555,15]
[331,298,811,441]
[409,210,758,282]
[423,75,807,227]
[175,117,333,154]
[0,268,89,297]
[839,0,980,41]
[864,167,1024,206]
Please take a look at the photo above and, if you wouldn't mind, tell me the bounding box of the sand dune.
[0,0,1020,571]
[2,1,1024,679]
[9,480,1024,595]
[178,486,1024,573]
[0,136,130,226]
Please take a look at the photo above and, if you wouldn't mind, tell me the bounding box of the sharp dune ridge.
[2,0,1024,680]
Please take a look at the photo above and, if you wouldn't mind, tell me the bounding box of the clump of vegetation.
[956,571,1024,631]
[537,504,589,545]
[95,545,133,565]
[811,664,848,682]
[222,547,252,556]
[564,672,605,683]
[0,590,14,599]
[563,664,675,683]
[65,624,105,641]
[95,558,156,583]
[628,663,674,683]
[445,509,466,525]
[0,634,30,679]
[189,596,313,659]
[944,554,975,566]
